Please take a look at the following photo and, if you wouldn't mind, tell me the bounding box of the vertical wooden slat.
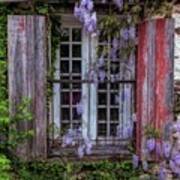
[89,36,98,140]
[8,15,47,159]
[137,18,174,158]
[6,0,28,1]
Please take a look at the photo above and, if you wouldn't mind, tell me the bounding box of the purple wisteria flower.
[110,48,117,61]
[76,101,84,115]
[124,121,133,138]
[84,138,93,155]
[85,12,97,34]
[155,142,163,157]
[162,141,172,159]
[120,28,129,40]
[98,70,106,82]
[97,55,105,68]
[77,137,93,158]
[62,129,75,147]
[88,68,98,84]
[77,144,85,158]
[113,0,123,10]
[146,138,156,152]
[158,167,166,180]
[110,75,116,83]
[173,120,180,132]
[142,160,148,171]
[132,154,139,169]
[172,154,180,166]
[169,160,180,175]
[112,37,119,49]
[128,26,135,40]
[74,0,97,35]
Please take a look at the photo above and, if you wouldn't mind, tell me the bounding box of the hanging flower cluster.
[113,0,123,10]
[74,0,97,36]
[62,127,93,158]
[132,120,180,179]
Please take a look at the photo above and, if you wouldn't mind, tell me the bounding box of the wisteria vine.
[60,0,177,163]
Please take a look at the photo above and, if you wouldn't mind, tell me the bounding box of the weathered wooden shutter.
[1,0,28,2]
[136,19,174,157]
[8,16,47,159]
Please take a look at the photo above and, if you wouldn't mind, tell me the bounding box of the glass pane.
[98,83,107,90]
[111,83,119,90]
[61,28,69,42]
[60,45,69,58]
[97,45,107,58]
[72,61,81,73]
[61,123,70,134]
[111,62,120,74]
[72,76,81,89]
[72,45,81,57]
[110,93,118,105]
[98,108,106,120]
[72,108,81,120]
[61,92,70,105]
[61,108,70,120]
[98,124,107,136]
[99,31,108,43]
[61,76,70,89]
[60,61,69,73]
[98,93,107,105]
[72,92,81,105]
[73,123,81,129]
[110,108,118,121]
[72,28,81,42]
[110,123,118,136]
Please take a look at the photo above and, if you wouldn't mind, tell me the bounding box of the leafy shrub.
[14,160,140,180]
[0,154,11,180]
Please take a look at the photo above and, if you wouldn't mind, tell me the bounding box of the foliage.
[0,6,34,180]
[14,160,140,180]
[0,154,11,180]
[144,123,161,139]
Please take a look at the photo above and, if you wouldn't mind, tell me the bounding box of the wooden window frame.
[49,14,136,157]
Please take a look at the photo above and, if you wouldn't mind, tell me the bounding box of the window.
[50,15,135,155]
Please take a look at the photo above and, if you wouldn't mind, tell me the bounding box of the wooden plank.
[0,0,28,2]
[137,18,174,158]
[82,28,89,139]
[8,15,47,159]
[89,35,98,140]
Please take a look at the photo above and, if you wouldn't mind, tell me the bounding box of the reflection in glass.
[61,28,70,42]
[60,45,69,57]
[98,93,107,105]
[72,92,81,105]
[60,61,69,73]
[72,61,81,73]
[72,45,81,57]
[72,28,82,42]
[72,108,81,120]
[110,123,118,136]
[98,108,107,120]
[61,108,70,120]
[98,124,107,136]
[110,108,118,121]
[61,92,70,105]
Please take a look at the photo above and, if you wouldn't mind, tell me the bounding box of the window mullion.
[70,28,73,129]
[53,48,61,138]
[82,29,89,139]
[89,35,98,140]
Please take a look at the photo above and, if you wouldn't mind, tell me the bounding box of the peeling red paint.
[137,19,174,158]
[18,17,25,32]
[136,21,147,157]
